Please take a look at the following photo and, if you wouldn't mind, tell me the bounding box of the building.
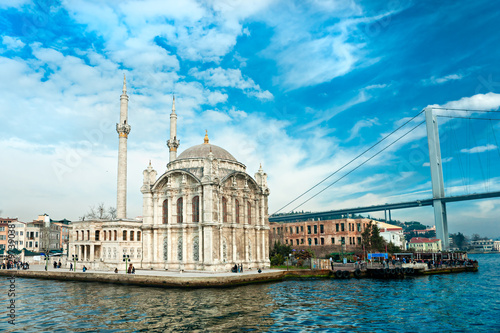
[471,239,500,252]
[376,221,405,249]
[408,237,442,252]
[0,218,11,252]
[269,218,372,257]
[69,78,270,271]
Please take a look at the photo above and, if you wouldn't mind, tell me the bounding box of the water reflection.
[1,280,277,332]
[1,254,498,332]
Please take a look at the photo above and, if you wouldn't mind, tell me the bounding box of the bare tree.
[83,203,117,220]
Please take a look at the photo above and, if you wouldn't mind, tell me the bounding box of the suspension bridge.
[270,107,500,250]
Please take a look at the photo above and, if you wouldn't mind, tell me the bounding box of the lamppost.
[123,255,130,273]
[287,253,292,271]
[44,252,49,271]
[72,254,78,271]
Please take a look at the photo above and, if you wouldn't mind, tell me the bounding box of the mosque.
[69,78,271,271]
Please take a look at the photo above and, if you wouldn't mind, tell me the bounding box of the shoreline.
[0,265,478,288]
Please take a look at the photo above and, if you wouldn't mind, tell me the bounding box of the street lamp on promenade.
[123,255,130,273]
[72,254,78,271]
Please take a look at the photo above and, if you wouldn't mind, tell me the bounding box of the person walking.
[70,263,73,271]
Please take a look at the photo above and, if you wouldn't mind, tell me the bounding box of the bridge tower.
[425,107,449,250]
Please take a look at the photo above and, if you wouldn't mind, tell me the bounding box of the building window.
[36,232,38,237]
[192,196,200,223]
[35,242,38,248]
[162,199,168,224]
[114,230,117,241]
[331,238,335,244]
[137,231,141,241]
[285,239,288,244]
[320,225,324,233]
[300,226,304,232]
[130,231,134,241]
[301,239,304,244]
[222,197,228,223]
[296,239,299,245]
[314,238,318,245]
[123,231,127,241]
[357,237,361,244]
[103,231,107,241]
[314,225,317,234]
[29,241,32,247]
[321,238,324,245]
[308,238,312,245]
[76,232,79,241]
[95,231,100,241]
[87,230,90,240]
[296,226,299,234]
[20,231,23,236]
[235,199,240,223]
[336,224,339,232]
[357,223,361,232]
[177,197,183,223]
[341,223,345,232]
[247,202,251,224]
[341,237,345,245]
[307,226,311,234]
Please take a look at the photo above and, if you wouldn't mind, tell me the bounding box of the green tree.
[450,232,468,250]
[362,221,386,252]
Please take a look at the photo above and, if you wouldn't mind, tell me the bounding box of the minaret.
[166,96,180,162]
[116,75,131,219]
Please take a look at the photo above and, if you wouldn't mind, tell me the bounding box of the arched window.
[177,197,183,223]
[222,197,227,223]
[137,231,141,241]
[109,231,112,240]
[162,199,168,224]
[247,201,251,224]
[114,230,117,241]
[192,196,199,223]
[76,232,79,241]
[103,231,107,241]
[95,230,100,241]
[87,230,90,240]
[81,231,84,240]
[130,231,134,241]
[235,199,240,223]
[123,230,127,241]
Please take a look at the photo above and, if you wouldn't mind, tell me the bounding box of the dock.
[0,262,478,288]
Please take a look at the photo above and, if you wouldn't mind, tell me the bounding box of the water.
[1,254,499,332]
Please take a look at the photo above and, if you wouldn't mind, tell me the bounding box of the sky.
[1,0,500,238]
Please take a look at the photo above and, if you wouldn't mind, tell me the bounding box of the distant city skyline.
[1,1,499,237]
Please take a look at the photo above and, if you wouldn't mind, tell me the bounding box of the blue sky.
[1,0,499,237]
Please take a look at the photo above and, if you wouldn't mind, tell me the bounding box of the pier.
[0,262,478,288]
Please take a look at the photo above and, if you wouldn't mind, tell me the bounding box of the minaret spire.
[116,75,131,219]
[167,95,180,162]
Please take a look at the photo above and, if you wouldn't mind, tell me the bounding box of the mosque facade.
[69,79,270,271]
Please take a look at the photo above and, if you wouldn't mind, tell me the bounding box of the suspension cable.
[286,120,426,214]
[270,109,425,216]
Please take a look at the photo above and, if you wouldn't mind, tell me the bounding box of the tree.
[450,232,468,250]
[362,221,386,252]
[82,203,116,220]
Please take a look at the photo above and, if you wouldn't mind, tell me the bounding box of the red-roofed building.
[408,237,442,252]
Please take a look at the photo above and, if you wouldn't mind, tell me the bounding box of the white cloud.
[422,73,463,85]
[1,36,25,50]
[460,144,497,154]
[190,67,273,101]
[347,118,379,141]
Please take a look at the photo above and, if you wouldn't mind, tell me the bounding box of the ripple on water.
[1,254,499,332]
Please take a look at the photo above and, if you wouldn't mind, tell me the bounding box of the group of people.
[231,264,244,273]
[127,264,136,274]
[53,260,62,269]
[1,260,30,270]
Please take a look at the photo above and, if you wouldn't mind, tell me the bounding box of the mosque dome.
[177,143,237,161]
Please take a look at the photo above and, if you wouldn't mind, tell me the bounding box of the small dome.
[177,143,237,161]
